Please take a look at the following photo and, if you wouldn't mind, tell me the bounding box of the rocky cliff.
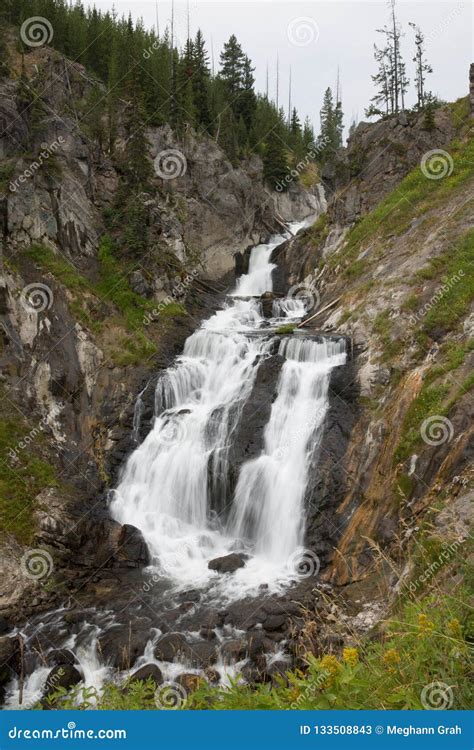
[0,38,321,619]
[273,85,473,610]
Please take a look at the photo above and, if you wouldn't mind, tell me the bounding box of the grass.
[0,396,58,543]
[372,310,404,362]
[21,237,191,364]
[275,323,296,335]
[417,229,474,337]
[394,336,473,464]
[337,128,474,277]
[394,382,451,464]
[307,213,329,248]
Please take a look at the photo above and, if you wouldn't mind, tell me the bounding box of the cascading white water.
[233,220,307,297]
[111,216,345,594]
[228,338,346,563]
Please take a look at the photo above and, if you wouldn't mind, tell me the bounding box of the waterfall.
[228,338,346,562]
[111,217,346,592]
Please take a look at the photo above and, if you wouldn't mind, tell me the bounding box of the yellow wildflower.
[447,618,462,639]
[318,654,342,687]
[382,648,401,671]
[418,613,434,634]
[342,647,359,667]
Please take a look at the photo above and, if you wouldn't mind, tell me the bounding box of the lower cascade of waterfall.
[4,216,348,709]
[111,218,346,597]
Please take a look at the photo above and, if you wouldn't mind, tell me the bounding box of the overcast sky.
[85,1,472,137]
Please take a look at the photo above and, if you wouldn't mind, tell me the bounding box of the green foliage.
[2,4,310,173]
[0,161,15,191]
[339,133,474,275]
[23,240,163,364]
[373,310,403,362]
[418,230,474,337]
[275,324,296,334]
[316,86,344,164]
[0,395,57,543]
[263,125,288,190]
[394,383,450,464]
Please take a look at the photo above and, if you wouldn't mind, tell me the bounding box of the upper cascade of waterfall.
[278,336,347,363]
[233,218,308,297]
[110,215,347,598]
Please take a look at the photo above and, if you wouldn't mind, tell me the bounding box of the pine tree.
[219,34,245,98]
[263,126,288,190]
[366,43,391,117]
[368,1,408,117]
[317,87,343,163]
[409,22,433,109]
[302,117,315,150]
[218,107,239,164]
[192,30,212,133]
[238,56,256,133]
[422,92,437,131]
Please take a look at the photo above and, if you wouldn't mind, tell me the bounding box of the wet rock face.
[227,352,285,496]
[42,664,83,704]
[304,359,359,568]
[112,525,150,569]
[129,664,163,686]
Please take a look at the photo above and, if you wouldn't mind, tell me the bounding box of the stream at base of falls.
[4,217,347,708]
